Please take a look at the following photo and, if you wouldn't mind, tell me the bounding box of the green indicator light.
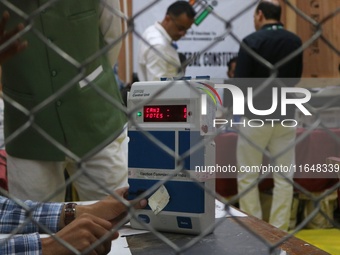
[194,5,213,26]
[137,112,142,117]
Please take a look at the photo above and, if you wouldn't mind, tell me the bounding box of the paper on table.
[0,234,50,239]
[108,236,131,255]
[119,223,149,236]
[215,199,247,218]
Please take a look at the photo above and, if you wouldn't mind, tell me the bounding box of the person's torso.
[236,24,303,120]
[0,1,126,160]
[138,23,180,81]
[243,24,302,78]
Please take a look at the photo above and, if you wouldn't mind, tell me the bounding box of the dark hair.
[227,56,237,71]
[256,1,281,21]
[167,1,196,19]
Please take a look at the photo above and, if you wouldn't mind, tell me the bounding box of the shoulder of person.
[282,29,302,44]
[142,24,156,39]
[241,31,263,47]
[144,33,169,47]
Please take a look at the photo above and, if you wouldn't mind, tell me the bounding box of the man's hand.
[42,214,116,255]
[0,11,27,64]
[50,187,147,254]
[77,187,148,225]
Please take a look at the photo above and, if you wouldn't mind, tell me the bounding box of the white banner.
[132,0,257,80]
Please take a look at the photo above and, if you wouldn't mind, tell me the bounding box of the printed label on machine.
[128,168,215,182]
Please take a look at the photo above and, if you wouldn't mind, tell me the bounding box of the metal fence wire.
[0,0,339,254]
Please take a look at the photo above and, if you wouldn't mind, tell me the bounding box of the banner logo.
[201,84,312,128]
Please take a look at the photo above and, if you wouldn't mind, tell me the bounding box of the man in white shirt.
[137,1,196,81]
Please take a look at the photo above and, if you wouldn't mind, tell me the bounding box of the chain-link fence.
[0,0,339,254]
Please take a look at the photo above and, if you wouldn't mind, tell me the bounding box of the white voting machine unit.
[127,79,219,234]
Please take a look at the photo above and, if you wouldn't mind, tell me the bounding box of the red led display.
[144,105,187,122]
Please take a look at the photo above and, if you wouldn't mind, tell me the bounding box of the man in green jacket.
[1,0,128,202]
